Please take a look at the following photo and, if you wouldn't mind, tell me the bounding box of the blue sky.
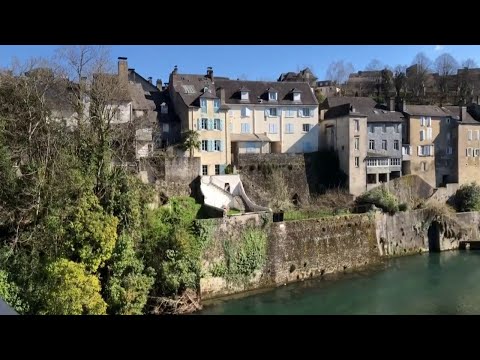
[1,45,480,83]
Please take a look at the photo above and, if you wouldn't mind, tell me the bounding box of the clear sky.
[1,45,480,83]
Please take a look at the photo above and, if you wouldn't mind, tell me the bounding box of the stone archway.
[428,221,441,253]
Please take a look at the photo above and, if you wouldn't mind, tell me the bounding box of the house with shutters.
[168,66,319,176]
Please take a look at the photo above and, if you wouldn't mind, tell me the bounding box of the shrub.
[452,183,480,212]
[398,203,408,212]
[356,187,399,214]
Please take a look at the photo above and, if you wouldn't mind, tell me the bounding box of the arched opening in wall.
[428,221,441,253]
[292,193,300,206]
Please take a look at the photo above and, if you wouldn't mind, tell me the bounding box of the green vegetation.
[452,183,480,212]
[227,208,241,215]
[284,209,335,221]
[211,228,267,284]
[356,187,400,214]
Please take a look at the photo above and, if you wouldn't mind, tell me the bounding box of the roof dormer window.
[241,91,249,100]
[292,88,302,102]
[203,86,209,93]
[269,91,278,101]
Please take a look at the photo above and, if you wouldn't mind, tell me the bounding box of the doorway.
[428,221,441,252]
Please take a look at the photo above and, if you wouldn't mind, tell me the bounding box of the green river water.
[199,251,480,315]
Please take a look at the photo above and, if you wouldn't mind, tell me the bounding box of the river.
[199,251,480,315]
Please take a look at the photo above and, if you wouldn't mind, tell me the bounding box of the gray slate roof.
[214,79,318,106]
[442,106,478,124]
[171,73,318,107]
[404,105,447,117]
[323,97,404,122]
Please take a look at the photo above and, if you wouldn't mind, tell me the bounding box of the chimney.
[389,97,395,112]
[148,77,152,84]
[118,57,128,85]
[173,65,178,75]
[207,67,214,82]
[460,105,467,122]
[156,79,162,90]
[219,87,225,105]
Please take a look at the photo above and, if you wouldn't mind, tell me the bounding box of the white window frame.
[241,91,249,100]
[355,157,359,167]
[302,108,311,117]
[476,149,480,157]
[200,98,207,113]
[268,123,278,134]
[394,140,399,150]
[215,165,220,175]
[269,108,278,117]
[468,130,473,141]
[476,130,480,140]
[369,140,375,150]
[286,123,294,134]
[420,129,425,141]
[382,140,387,150]
[201,140,208,151]
[302,124,311,132]
[241,123,250,133]
[202,165,208,175]
[354,119,359,132]
[269,92,278,101]
[293,93,301,101]
[214,140,221,152]
[214,118,221,131]
[427,127,432,140]
[467,147,473,157]
[286,108,296,117]
[354,136,359,150]
[201,118,208,130]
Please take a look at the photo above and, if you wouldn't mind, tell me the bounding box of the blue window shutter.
[207,119,212,130]
[219,119,224,131]
[207,140,212,152]
[220,140,224,152]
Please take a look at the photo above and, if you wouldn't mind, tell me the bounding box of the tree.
[365,59,383,71]
[434,53,459,104]
[181,130,200,158]
[326,60,354,85]
[393,65,407,98]
[41,259,107,315]
[462,58,478,69]
[458,59,479,104]
[380,68,394,99]
[0,270,27,313]
[105,232,155,315]
[408,52,432,99]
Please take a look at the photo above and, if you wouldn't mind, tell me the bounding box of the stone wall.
[200,212,380,300]
[382,174,435,207]
[426,183,459,205]
[375,209,476,256]
[139,156,201,198]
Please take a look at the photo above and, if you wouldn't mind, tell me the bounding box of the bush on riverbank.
[451,183,480,212]
[355,187,400,214]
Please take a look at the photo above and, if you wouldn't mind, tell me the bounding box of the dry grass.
[308,188,354,213]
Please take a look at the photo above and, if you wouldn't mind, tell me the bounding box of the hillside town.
[4,46,480,315]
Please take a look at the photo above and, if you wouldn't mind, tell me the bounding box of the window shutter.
[427,127,432,140]
[298,108,303,117]
[207,140,212,152]
[246,124,250,133]
[467,148,469,157]
[197,118,200,130]
[220,140,224,152]
[468,130,473,140]
[418,145,422,156]
[430,145,434,155]
[219,119,224,131]
[264,109,269,117]
[477,130,479,140]
[420,130,424,141]
[220,164,225,175]
[427,117,432,127]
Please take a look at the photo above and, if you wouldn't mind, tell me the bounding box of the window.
[354,137,359,150]
[286,123,294,134]
[213,99,220,113]
[468,130,473,141]
[303,124,311,132]
[213,118,222,130]
[467,147,473,157]
[241,91,249,100]
[355,157,359,167]
[369,140,375,150]
[241,123,250,133]
[354,119,359,132]
[214,140,221,151]
[246,142,256,153]
[161,103,168,114]
[426,117,432,127]
[390,158,401,166]
[476,149,480,157]
[366,159,389,167]
[268,123,278,134]
[447,132,451,141]
[382,124,386,133]
[241,107,251,117]
[215,165,220,175]
[421,162,426,171]
[382,140,387,150]
[293,93,301,101]
[418,145,434,156]
[200,98,207,113]
[202,165,208,175]
[286,108,296,117]
[268,108,278,117]
[394,140,399,150]
[368,124,373,133]
[446,117,450,124]
[269,92,278,101]
[395,124,400,133]
[302,108,311,117]
[162,123,169,132]
[446,146,453,155]
[420,129,425,141]
[200,118,208,130]
[201,140,208,151]
[476,130,480,140]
